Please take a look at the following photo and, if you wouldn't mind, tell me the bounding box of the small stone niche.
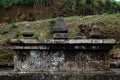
[22,31,34,39]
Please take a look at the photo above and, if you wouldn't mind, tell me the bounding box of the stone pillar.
[14,51,20,71]
[14,50,30,71]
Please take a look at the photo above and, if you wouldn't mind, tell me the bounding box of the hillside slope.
[0,14,120,40]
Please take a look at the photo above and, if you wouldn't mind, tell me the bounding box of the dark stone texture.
[89,26,102,39]
[52,17,68,39]
[52,17,68,33]
[0,73,120,80]
[0,62,14,69]
[22,31,34,39]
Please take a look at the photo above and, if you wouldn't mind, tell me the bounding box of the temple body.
[9,17,116,73]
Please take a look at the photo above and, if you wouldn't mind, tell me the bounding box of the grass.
[33,32,39,39]
[0,13,120,39]
[10,23,17,28]
[0,13,119,39]
[0,49,14,62]
[0,29,9,35]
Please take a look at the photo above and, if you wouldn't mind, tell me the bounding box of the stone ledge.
[0,71,119,80]
[9,39,116,44]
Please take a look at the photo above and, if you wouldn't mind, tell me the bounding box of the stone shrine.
[9,17,116,73]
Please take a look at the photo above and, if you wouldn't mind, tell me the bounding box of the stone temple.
[9,17,116,73]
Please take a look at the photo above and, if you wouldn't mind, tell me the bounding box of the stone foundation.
[9,39,116,72]
[8,17,116,74]
[0,72,120,80]
[14,50,110,72]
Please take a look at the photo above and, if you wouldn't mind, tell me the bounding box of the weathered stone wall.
[14,50,110,72]
[0,73,120,80]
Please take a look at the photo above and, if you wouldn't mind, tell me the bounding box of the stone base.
[0,70,119,80]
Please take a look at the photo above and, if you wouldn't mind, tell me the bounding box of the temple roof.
[52,17,68,33]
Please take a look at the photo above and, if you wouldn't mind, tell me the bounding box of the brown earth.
[0,4,58,22]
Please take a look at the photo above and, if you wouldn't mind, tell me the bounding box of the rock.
[6,39,22,44]
[22,31,34,38]
[0,62,14,69]
[52,17,68,33]
[52,17,68,39]
[77,25,88,39]
[19,14,26,21]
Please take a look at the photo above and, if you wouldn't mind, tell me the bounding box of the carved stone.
[52,17,68,39]
[89,25,102,39]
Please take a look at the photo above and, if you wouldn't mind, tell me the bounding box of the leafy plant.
[115,13,120,17]
[15,30,23,39]
[33,32,39,39]
[49,19,56,27]
[10,23,17,28]
[1,30,9,35]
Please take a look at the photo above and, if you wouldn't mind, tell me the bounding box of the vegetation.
[1,30,9,35]
[0,0,120,16]
[10,23,17,28]
[60,0,120,16]
[0,0,34,8]
[33,32,40,39]
[49,19,56,28]
[15,30,23,39]
[0,50,13,62]
[0,13,119,40]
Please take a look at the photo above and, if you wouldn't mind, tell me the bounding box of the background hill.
[0,0,120,22]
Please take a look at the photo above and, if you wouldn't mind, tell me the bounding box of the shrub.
[10,23,17,28]
[0,0,34,8]
[0,49,14,62]
[115,13,120,17]
[15,30,23,39]
[49,19,56,27]
[33,32,39,39]
[1,30,9,35]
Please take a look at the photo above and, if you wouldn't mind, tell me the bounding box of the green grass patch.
[1,29,9,35]
[10,23,17,28]
[33,32,39,39]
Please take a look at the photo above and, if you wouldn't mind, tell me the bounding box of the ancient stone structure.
[89,25,102,39]
[52,17,68,39]
[9,17,116,73]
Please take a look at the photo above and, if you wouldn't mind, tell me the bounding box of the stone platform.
[8,39,116,72]
[5,17,117,80]
[0,70,120,80]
